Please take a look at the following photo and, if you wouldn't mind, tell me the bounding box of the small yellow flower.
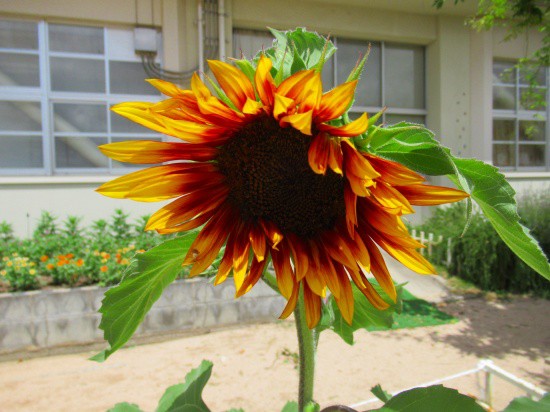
[93,250,100,256]
[29,269,36,275]
[2,256,8,262]
[11,252,18,257]
[120,258,130,265]
[0,270,6,276]
[6,261,13,267]
[29,262,36,267]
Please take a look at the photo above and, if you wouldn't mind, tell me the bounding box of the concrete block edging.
[0,278,285,354]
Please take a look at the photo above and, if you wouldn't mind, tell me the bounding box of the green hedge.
[416,191,550,298]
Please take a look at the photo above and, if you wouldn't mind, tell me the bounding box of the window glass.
[50,57,105,93]
[493,119,515,141]
[519,145,545,167]
[493,86,516,110]
[0,20,38,49]
[384,44,424,109]
[49,24,104,54]
[337,40,380,107]
[53,103,107,133]
[0,54,40,87]
[109,61,158,95]
[519,87,547,111]
[493,61,515,84]
[55,136,108,168]
[493,144,515,167]
[0,136,43,168]
[0,101,42,131]
[385,114,425,125]
[519,66,547,86]
[519,121,545,142]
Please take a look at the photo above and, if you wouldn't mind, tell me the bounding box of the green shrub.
[416,192,550,297]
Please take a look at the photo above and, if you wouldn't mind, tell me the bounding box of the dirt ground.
[0,296,548,412]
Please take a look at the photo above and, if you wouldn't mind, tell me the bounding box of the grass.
[369,288,457,331]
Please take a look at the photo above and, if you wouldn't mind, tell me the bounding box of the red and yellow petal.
[208,60,256,110]
[397,184,469,205]
[316,80,357,123]
[318,113,368,137]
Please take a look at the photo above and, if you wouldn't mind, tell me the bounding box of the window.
[233,29,426,125]
[0,19,162,176]
[492,60,549,170]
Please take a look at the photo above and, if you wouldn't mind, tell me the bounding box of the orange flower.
[66,253,74,259]
[100,265,108,273]
[98,56,468,328]
[40,255,49,262]
[76,259,84,267]
[46,263,55,270]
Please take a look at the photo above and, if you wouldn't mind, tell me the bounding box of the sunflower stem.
[294,286,316,412]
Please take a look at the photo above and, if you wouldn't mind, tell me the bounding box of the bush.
[416,192,550,298]
[0,210,177,292]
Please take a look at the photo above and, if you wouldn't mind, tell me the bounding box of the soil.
[0,296,548,412]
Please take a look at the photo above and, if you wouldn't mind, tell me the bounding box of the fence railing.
[348,359,547,411]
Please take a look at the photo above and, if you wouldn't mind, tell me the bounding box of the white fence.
[349,359,547,410]
[410,230,453,267]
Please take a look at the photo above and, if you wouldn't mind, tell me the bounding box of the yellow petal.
[146,78,186,97]
[242,97,263,115]
[397,184,470,206]
[319,112,368,137]
[273,93,295,120]
[255,54,275,108]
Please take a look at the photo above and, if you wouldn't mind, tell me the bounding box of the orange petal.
[344,183,358,237]
[318,113,368,137]
[214,237,235,285]
[396,184,469,206]
[99,140,218,164]
[369,230,436,275]
[208,60,256,110]
[249,224,267,262]
[361,235,397,302]
[271,241,295,299]
[146,78,187,98]
[191,73,212,100]
[236,257,267,297]
[287,235,309,281]
[183,207,232,277]
[156,211,213,234]
[255,54,276,108]
[232,225,251,291]
[342,140,381,180]
[317,246,341,299]
[273,93,295,120]
[280,110,313,135]
[365,154,425,186]
[277,70,315,100]
[327,138,343,175]
[370,182,415,215]
[308,133,330,174]
[146,187,227,231]
[316,80,357,122]
[279,281,299,319]
[303,282,322,328]
[333,264,354,324]
[260,220,283,250]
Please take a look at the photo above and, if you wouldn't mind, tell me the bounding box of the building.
[0,0,548,237]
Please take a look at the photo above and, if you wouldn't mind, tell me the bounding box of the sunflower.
[97,55,468,328]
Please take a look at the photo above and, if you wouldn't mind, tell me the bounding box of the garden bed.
[0,278,285,355]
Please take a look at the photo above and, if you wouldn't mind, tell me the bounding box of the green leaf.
[281,401,298,412]
[448,158,550,280]
[369,123,549,281]
[91,231,199,361]
[108,403,143,412]
[503,393,550,412]
[371,384,392,403]
[233,58,256,83]
[156,360,213,412]
[371,385,484,411]
[317,282,403,345]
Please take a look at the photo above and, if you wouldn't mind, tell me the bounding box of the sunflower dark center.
[217,115,345,238]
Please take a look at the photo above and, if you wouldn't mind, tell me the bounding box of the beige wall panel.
[0,0,161,26]
[0,182,166,238]
[231,0,437,44]
[492,26,544,60]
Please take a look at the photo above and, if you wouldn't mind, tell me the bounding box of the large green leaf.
[317,282,403,344]
[91,231,198,361]
[503,393,550,412]
[156,360,213,412]
[369,123,550,281]
[108,403,143,412]
[369,385,484,412]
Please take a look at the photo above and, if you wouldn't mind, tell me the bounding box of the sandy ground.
[0,296,548,412]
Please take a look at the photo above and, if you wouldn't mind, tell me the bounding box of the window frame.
[492,59,549,172]
[0,19,162,177]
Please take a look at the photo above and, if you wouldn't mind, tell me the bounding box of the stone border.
[0,278,285,355]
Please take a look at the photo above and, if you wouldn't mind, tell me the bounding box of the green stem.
[294,286,316,412]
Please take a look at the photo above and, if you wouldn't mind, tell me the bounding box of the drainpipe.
[218,0,226,61]
[197,0,204,78]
